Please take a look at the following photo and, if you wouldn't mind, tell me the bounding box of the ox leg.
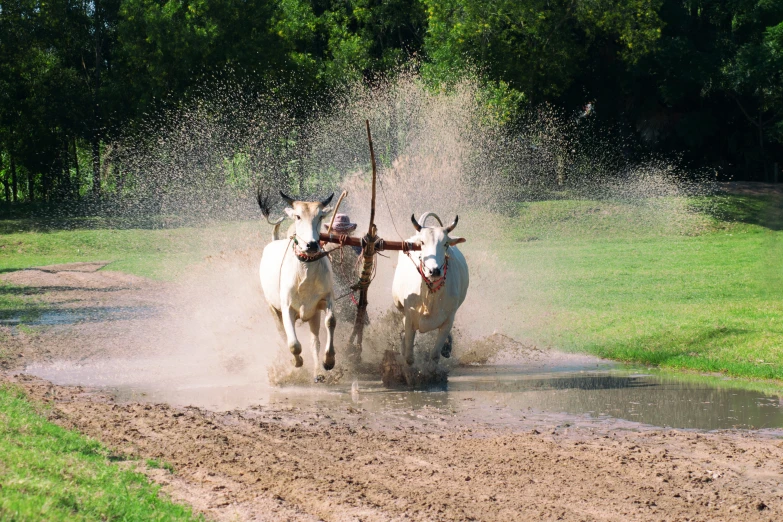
[402,313,416,366]
[282,306,303,367]
[308,311,323,382]
[441,333,453,358]
[323,296,336,371]
[431,318,455,362]
[269,305,286,340]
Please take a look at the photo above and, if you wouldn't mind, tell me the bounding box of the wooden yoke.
[319,232,420,252]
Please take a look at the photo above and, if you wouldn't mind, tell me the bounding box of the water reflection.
[26,358,783,431]
[439,369,783,430]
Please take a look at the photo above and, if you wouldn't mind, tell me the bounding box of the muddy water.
[0,306,157,326]
[24,354,783,431]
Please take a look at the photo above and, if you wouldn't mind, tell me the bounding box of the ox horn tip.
[446,215,459,233]
[411,214,422,232]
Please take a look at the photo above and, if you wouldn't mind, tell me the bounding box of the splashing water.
[26,69,717,391]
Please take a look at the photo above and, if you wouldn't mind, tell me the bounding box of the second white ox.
[259,191,337,379]
[392,213,469,365]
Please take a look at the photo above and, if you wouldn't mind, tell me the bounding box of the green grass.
[146,459,176,474]
[479,191,783,382]
[0,221,263,279]
[0,385,200,521]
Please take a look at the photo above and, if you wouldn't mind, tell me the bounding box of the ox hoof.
[323,354,335,371]
[314,374,326,383]
[293,355,304,367]
[405,356,414,366]
[441,335,453,358]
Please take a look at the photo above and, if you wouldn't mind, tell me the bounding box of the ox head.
[281,191,334,254]
[410,214,466,279]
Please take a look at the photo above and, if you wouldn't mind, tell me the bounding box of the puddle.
[24,355,783,431]
[0,306,157,326]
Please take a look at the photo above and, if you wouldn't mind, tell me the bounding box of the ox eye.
[295,215,301,220]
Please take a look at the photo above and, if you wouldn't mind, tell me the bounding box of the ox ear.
[321,205,333,216]
[448,237,466,246]
[284,207,296,219]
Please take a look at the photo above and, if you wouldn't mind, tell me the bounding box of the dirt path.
[4,373,781,522]
[0,263,170,369]
[2,263,783,521]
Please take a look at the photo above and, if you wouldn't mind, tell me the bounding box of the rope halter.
[291,235,330,263]
[406,250,449,294]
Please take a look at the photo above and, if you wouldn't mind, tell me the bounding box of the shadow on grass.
[0,199,248,233]
[692,192,783,231]
[0,285,132,295]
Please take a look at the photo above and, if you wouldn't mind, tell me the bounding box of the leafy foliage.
[0,0,781,203]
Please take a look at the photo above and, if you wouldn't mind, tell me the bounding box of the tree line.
[1,0,781,204]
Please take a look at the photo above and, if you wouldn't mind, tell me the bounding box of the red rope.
[406,251,449,293]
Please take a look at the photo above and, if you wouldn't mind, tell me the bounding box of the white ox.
[392,213,468,365]
[259,192,336,379]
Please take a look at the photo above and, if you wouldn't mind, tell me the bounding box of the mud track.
[2,264,783,521]
[4,373,781,522]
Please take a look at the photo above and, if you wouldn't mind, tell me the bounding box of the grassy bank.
[492,190,783,381]
[0,220,262,279]
[0,386,198,521]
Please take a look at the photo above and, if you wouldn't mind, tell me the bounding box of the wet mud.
[3,263,783,521]
[6,373,783,522]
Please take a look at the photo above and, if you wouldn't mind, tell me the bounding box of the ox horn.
[279,191,295,206]
[320,193,334,207]
[418,212,444,227]
[446,215,459,233]
[410,214,422,232]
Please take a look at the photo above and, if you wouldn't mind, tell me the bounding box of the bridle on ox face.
[290,235,330,263]
[407,243,450,294]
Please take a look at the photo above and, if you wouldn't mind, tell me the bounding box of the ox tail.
[258,191,286,241]
[418,212,444,228]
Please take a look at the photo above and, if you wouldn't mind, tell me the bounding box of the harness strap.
[405,251,449,293]
[291,235,330,263]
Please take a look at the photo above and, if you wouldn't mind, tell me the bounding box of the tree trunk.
[26,165,34,203]
[115,160,124,195]
[10,155,18,202]
[92,0,102,195]
[759,111,767,182]
[0,153,8,202]
[61,137,71,198]
[72,137,80,198]
[42,167,50,201]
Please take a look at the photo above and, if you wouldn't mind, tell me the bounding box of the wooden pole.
[367,120,377,236]
[326,190,348,234]
[347,120,378,362]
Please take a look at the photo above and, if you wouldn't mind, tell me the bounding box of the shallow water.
[0,306,157,326]
[25,355,783,431]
